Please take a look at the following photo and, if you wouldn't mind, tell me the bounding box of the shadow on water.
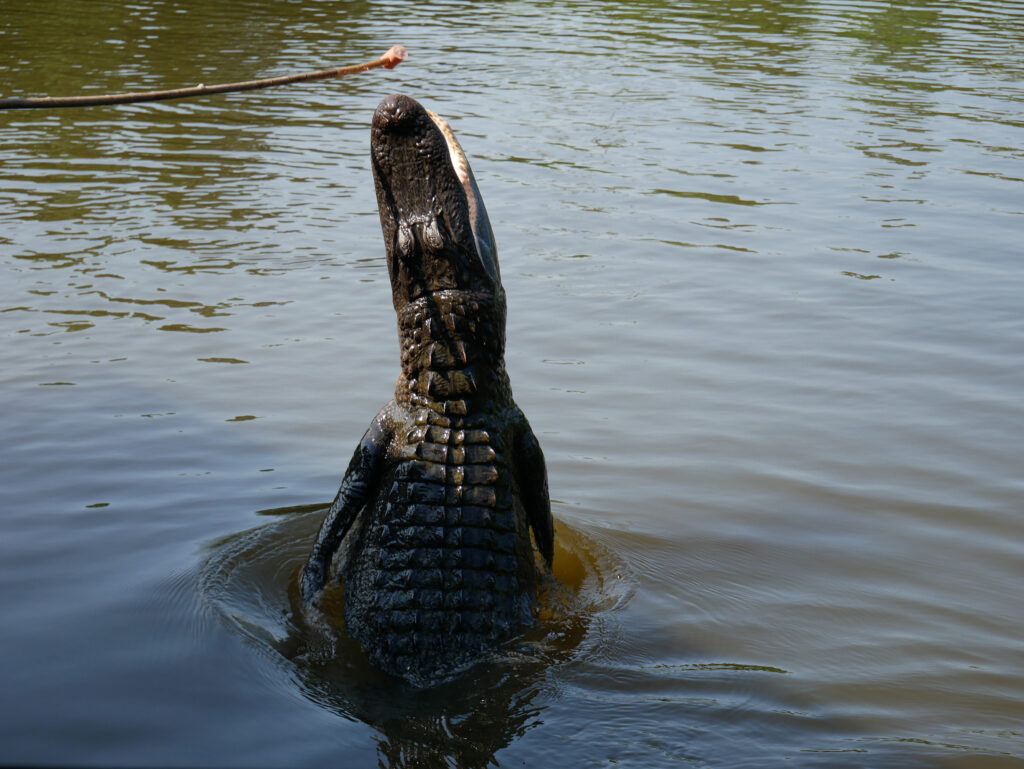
[199,507,630,768]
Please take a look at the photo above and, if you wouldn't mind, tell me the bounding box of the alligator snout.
[373,93,427,134]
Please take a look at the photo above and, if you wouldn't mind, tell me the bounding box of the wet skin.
[300,94,553,686]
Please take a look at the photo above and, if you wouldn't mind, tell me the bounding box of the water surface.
[2,1,1023,767]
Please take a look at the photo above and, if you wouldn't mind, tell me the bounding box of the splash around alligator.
[299,94,556,686]
[199,505,630,761]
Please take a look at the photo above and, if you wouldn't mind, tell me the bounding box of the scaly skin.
[301,94,553,685]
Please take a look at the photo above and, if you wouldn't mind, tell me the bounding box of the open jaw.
[371,94,500,306]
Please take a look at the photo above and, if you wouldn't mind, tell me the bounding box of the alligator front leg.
[513,416,554,566]
[300,410,392,604]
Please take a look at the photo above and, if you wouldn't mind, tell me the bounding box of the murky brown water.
[2,1,1023,766]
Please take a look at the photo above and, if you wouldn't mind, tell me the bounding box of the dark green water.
[2,2,1022,767]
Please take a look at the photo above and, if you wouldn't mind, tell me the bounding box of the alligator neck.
[394,289,510,417]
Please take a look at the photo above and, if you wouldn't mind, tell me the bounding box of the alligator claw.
[299,562,325,604]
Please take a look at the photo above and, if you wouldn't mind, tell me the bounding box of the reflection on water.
[201,510,626,768]
[2,0,1024,766]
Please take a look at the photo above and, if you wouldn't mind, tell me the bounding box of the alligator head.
[371,94,509,411]
[372,93,501,307]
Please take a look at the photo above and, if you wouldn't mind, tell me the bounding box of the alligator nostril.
[374,93,423,132]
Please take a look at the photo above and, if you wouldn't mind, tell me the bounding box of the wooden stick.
[0,45,407,110]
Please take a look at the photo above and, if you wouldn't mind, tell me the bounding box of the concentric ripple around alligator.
[199,506,631,714]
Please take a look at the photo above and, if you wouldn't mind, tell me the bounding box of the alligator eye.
[397,224,414,258]
[422,217,443,252]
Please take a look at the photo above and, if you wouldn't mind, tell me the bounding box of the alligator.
[300,94,554,686]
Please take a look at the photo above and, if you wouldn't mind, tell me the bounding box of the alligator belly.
[342,410,535,682]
